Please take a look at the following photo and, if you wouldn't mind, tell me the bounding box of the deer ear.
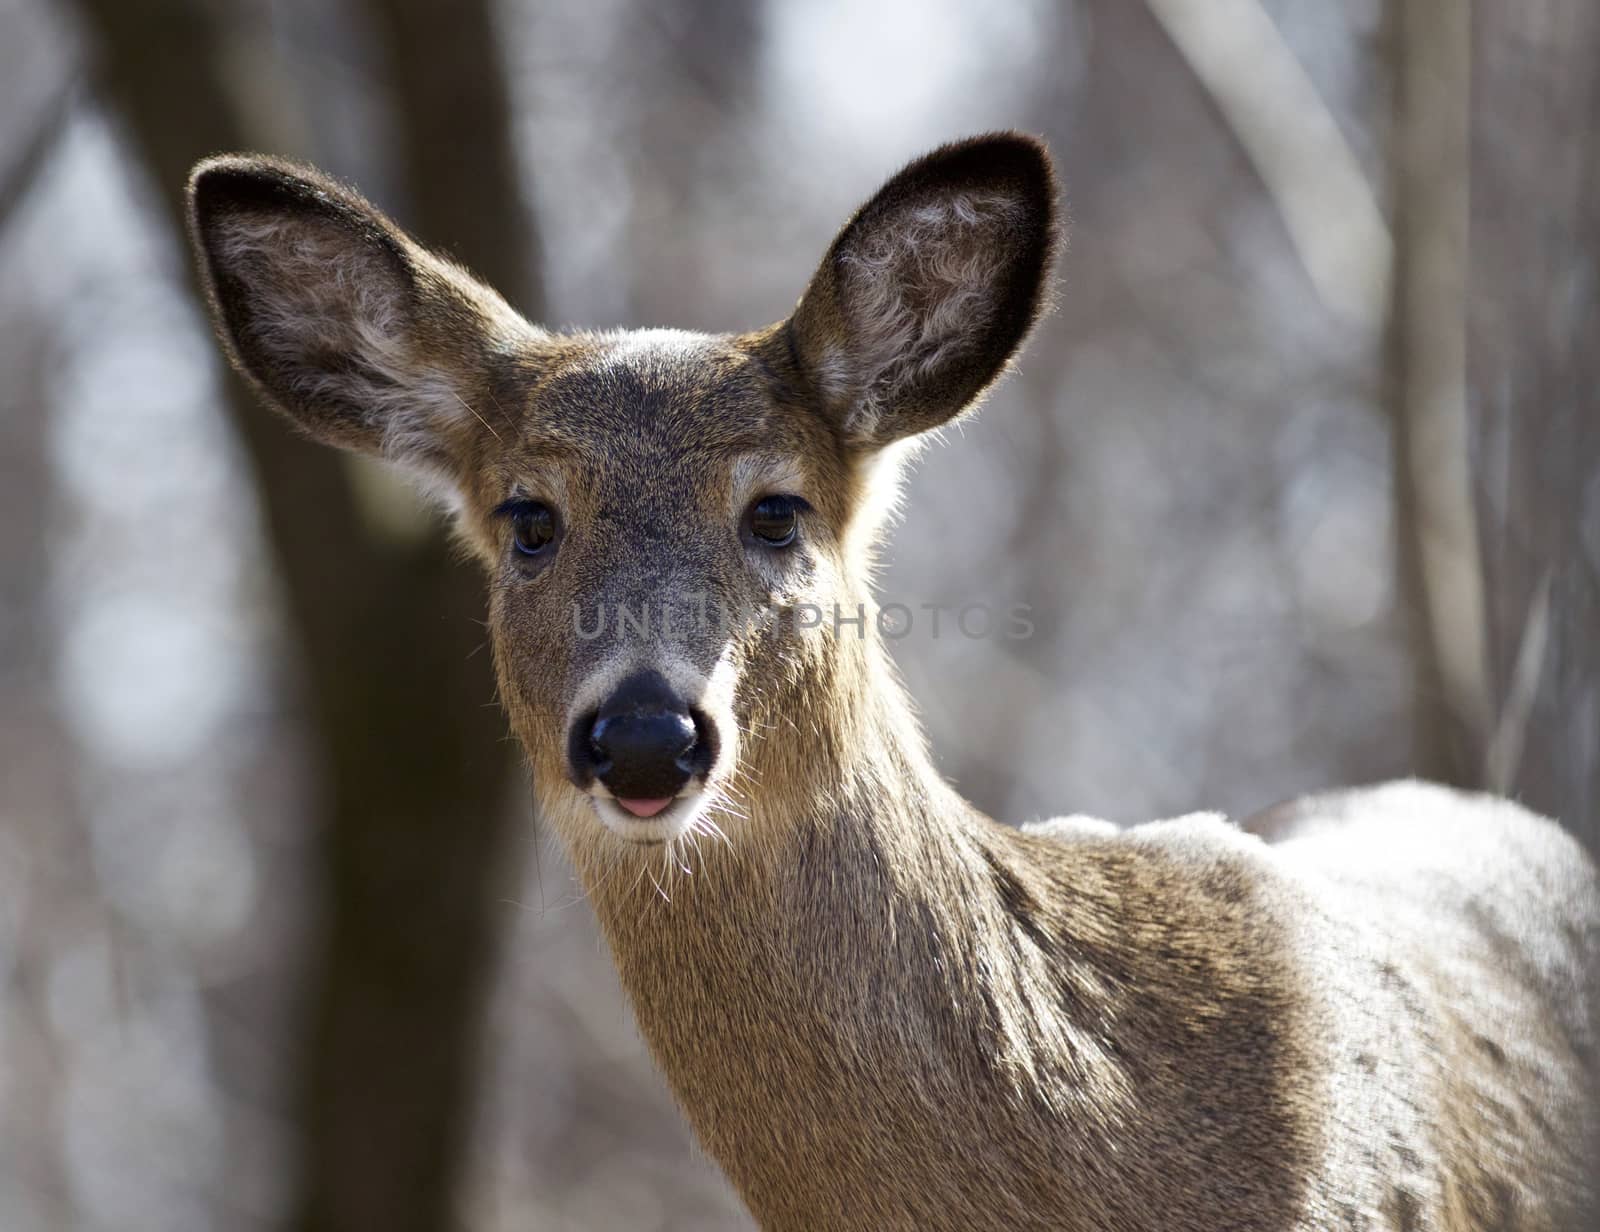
[187,155,534,493]
[787,133,1059,449]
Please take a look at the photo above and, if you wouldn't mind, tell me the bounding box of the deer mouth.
[616,796,675,819]
[588,789,704,844]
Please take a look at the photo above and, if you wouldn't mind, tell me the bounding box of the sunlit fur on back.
[188,135,1599,1230]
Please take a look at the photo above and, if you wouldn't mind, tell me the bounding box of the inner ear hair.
[788,133,1060,450]
[187,154,533,478]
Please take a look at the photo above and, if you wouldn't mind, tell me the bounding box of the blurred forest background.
[0,0,1594,1228]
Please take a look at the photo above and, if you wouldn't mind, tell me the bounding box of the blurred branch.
[68,1,533,1228]
[620,0,762,323]
[1470,1,1600,845]
[1145,0,1391,329]
[1388,0,1489,786]
[1485,571,1551,793]
[0,79,78,236]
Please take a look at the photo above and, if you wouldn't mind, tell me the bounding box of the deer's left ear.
[786,133,1060,449]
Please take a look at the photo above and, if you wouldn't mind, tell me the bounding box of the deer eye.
[746,494,803,548]
[496,499,558,557]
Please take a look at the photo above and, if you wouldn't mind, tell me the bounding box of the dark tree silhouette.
[69,1,540,1226]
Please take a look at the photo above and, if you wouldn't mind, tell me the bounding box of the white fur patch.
[729,453,807,519]
[580,328,722,378]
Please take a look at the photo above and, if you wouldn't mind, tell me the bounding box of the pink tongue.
[617,797,673,819]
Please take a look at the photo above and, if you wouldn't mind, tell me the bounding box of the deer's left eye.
[746,495,803,548]
[495,499,559,557]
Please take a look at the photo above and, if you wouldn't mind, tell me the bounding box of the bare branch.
[1390,0,1491,784]
[1146,0,1391,329]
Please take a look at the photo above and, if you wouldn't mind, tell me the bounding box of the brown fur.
[188,135,1599,1230]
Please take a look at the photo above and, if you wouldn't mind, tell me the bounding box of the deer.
[186,133,1598,1230]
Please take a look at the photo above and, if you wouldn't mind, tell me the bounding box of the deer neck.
[563,620,1323,1229]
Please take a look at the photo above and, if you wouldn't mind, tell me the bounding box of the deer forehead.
[518,335,742,441]
[488,331,835,504]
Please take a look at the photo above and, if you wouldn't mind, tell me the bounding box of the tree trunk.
[369,0,541,315]
[69,1,539,1227]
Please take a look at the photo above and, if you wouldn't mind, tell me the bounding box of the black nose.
[569,671,712,800]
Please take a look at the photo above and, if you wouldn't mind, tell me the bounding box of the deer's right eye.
[746,494,804,548]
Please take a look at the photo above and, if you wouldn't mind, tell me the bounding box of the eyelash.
[492,497,542,519]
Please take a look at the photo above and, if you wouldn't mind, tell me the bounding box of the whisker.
[484,387,519,433]
[451,390,502,441]
[698,812,733,848]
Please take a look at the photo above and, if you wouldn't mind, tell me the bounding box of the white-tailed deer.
[188,135,1598,1230]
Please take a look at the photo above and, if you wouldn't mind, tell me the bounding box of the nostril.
[568,706,604,786]
[668,714,697,761]
[587,728,612,775]
[684,707,718,777]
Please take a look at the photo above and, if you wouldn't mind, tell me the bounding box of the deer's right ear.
[187,155,536,488]
[786,133,1060,450]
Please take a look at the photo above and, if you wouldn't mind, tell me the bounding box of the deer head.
[187,134,1058,874]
